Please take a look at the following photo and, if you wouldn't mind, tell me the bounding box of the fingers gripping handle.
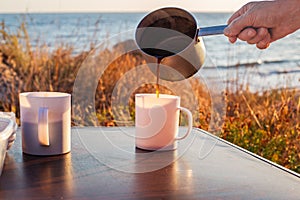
[175,107,193,140]
[38,107,50,146]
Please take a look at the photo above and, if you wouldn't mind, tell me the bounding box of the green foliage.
[222,90,300,173]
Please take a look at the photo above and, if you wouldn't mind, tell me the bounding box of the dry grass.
[222,89,300,172]
[0,21,299,173]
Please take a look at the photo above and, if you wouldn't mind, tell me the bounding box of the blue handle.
[198,25,228,36]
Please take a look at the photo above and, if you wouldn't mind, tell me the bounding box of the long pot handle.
[198,25,228,36]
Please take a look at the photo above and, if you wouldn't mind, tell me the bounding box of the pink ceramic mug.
[135,94,192,151]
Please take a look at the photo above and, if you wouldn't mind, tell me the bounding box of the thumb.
[224,14,253,37]
[224,2,256,37]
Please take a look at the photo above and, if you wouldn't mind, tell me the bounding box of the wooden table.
[1,127,299,199]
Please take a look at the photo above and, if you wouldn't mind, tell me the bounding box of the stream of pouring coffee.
[140,46,173,98]
[156,58,162,98]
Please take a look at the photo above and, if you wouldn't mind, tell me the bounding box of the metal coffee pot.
[135,7,227,81]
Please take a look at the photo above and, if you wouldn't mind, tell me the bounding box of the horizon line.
[0,10,233,14]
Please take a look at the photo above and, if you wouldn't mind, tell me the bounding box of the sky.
[0,0,251,13]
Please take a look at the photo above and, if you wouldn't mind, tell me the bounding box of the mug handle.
[175,106,193,140]
[38,107,50,146]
